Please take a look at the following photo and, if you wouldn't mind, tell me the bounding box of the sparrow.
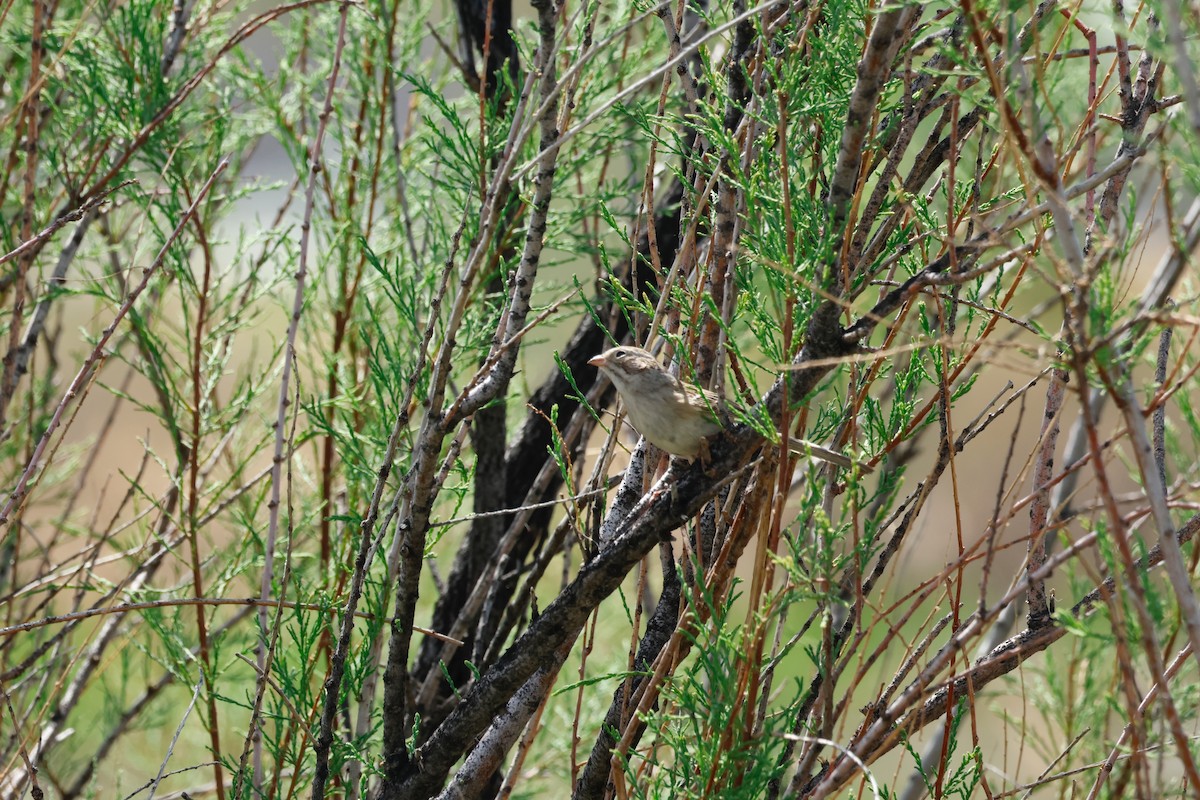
[588,345,861,469]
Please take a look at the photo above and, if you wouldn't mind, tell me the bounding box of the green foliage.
[3,0,1200,798]
[624,578,791,800]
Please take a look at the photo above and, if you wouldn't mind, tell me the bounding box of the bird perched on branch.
[588,345,863,470]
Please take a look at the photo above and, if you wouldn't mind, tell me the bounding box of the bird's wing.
[687,384,724,423]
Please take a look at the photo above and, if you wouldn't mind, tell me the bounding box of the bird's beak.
[587,355,605,368]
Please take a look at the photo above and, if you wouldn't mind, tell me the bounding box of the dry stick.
[1035,732,1097,800]
[0,378,106,666]
[314,11,391,651]
[474,396,617,671]
[240,356,331,799]
[608,612,689,790]
[378,1,570,790]
[1058,9,1100,226]
[36,374,138,594]
[1107,377,1200,672]
[61,608,254,799]
[1044,76,1200,788]
[655,0,703,113]
[8,462,271,606]
[399,441,761,799]
[393,14,542,436]
[0,157,228,530]
[0,678,42,799]
[573,445,659,790]
[896,607,1018,800]
[438,637,574,800]
[722,471,780,791]
[508,0,783,186]
[0,598,457,642]
[1084,643,1195,800]
[0,483,182,797]
[811,510,1200,799]
[267,6,354,797]
[413,0,583,714]
[371,43,547,783]
[339,266,480,780]
[0,181,131,269]
[826,3,920,258]
[902,172,1190,800]
[69,0,336,214]
[838,142,1162,464]
[323,473,417,797]
[786,516,960,793]
[0,0,303,336]
[791,406,1026,796]
[1024,368,1068,629]
[114,763,231,800]
[1160,0,1200,132]
[1095,15,1163,240]
[1,0,47,431]
[339,0,467,780]
[383,3,421,266]
[1007,735,1196,800]
[452,1,564,421]
[146,677,203,800]
[762,486,917,681]
[644,160,723,351]
[1152,323,1171,511]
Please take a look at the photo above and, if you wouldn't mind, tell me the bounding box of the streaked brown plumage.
[588,345,860,469]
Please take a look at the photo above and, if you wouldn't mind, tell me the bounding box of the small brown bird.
[588,345,860,469]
